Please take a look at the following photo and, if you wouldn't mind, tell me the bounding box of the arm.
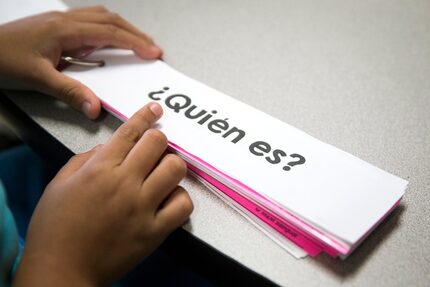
[13,102,193,286]
[0,7,192,286]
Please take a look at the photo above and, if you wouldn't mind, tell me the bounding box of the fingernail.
[149,102,163,118]
[81,101,92,118]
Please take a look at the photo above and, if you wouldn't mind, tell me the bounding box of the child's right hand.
[13,102,193,287]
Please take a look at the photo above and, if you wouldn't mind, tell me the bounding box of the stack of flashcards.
[63,49,408,258]
[2,0,408,258]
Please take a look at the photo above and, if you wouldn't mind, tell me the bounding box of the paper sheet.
[0,0,408,255]
[63,49,407,247]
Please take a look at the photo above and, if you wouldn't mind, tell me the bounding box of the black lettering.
[148,87,169,100]
[208,118,229,133]
[165,94,191,113]
[249,141,271,156]
[265,149,287,164]
[223,127,245,144]
[198,110,217,125]
[184,105,207,119]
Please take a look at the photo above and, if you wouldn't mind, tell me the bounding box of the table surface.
[8,0,430,286]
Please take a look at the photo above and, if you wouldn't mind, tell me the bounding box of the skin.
[0,6,193,286]
[0,5,162,119]
[14,103,193,287]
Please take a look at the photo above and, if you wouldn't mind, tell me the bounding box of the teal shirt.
[0,182,19,287]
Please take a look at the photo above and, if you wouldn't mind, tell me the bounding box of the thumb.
[36,60,101,119]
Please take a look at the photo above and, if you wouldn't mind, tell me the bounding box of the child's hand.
[14,103,193,287]
[0,6,162,119]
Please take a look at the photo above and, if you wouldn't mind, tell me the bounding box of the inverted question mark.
[148,87,169,100]
[283,154,306,171]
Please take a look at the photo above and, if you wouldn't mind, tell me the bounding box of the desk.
[6,0,430,286]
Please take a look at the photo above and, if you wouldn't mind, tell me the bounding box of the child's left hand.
[0,6,162,119]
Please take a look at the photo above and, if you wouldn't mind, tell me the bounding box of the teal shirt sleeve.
[0,181,20,287]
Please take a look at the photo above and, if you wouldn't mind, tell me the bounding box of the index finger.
[99,102,163,164]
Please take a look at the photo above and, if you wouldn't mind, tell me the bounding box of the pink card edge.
[101,101,348,255]
[100,92,403,257]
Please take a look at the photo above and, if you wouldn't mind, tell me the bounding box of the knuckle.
[45,12,68,26]
[85,161,105,177]
[28,64,45,83]
[105,24,119,35]
[117,125,141,144]
[164,154,187,176]
[58,84,81,106]
[92,144,104,151]
[133,111,152,127]
[135,106,156,123]
[177,190,194,216]
[69,153,84,163]
[108,12,122,23]
[145,129,167,147]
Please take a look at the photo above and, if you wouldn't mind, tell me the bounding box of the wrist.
[13,249,98,287]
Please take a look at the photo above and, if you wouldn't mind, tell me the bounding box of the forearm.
[13,251,98,287]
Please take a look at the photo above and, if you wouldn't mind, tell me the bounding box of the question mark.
[148,87,169,100]
[283,154,306,171]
